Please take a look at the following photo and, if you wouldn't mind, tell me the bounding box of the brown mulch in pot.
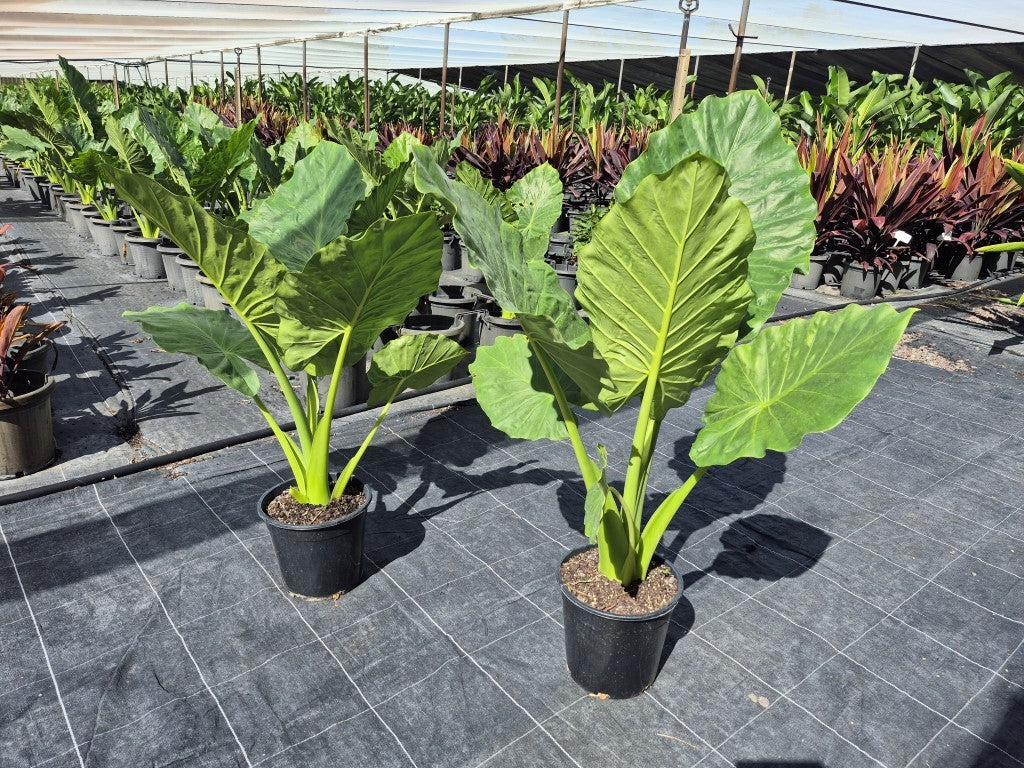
[560,547,678,616]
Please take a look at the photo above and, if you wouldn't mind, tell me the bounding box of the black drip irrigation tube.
[771,272,1017,322]
[5,268,1021,508]
[0,376,473,507]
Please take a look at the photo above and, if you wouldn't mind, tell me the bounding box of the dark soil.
[560,548,678,616]
[266,488,366,526]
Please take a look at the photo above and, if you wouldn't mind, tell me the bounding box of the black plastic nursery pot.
[982,250,1017,276]
[257,476,373,598]
[839,263,881,299]
[559,547,683,699]
[0,372,57,478]
[442,232,462,271]
[14,340,54,375]
[36,181,52,211]
[479,314,522,346]
[790,257,827,290]
[126,235,165,278]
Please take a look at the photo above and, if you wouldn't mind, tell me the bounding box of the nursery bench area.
[3,345,1024,768]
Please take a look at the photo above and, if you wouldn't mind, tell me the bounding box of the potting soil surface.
[3,336,1024,767]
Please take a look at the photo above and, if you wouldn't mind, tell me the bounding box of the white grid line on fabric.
[0,519,86,768]
[92,486,256,768]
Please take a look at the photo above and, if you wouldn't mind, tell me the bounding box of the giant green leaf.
[191,121,256,206]
[100,164,286,337]
[690,304,916,467]
[413,146,610,407]
[577,154,754,416]
[507,163,563,261]
[123,304,267,397]
[103,116,152,174]
[367,333,467,407]
[470,333,571,441]
[58,57,101,140]
[616,92,816,330]
[275,212,441,374]
[239,141,367,271]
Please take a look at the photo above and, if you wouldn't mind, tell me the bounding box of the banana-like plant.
[102,140,465,506]
[417,92,914,587]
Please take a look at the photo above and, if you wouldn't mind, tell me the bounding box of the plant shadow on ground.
[355,409,578,572]
[656,434,833,669]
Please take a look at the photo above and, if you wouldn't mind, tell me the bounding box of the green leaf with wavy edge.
[275,212,441,375]
[123,303,267,397]
[367,333,467,407]
[578,154,754,416]
[239,141,367,272]
[58,57,101,139]
[191,121,256,206]
[103,115,152,174]
[469,333,571,442]
[507,163,563,261]
[413,146,610,407]
[690,304,916,467]
[100,164,286,338]
[616,91,816,331]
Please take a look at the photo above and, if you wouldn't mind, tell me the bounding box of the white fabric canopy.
[2,0,1022,81]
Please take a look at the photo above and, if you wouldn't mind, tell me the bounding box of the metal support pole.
[234,48,243,126]
[302,41,309,121]
[783,50,796,101]
[219,51,226,102]
[727,0,752,94]
[189,54,194,90]
[616,58,625,98]
[503,64,509,85]
[908,44,921,81]
[112,65,120,107]
[551,9,570,138]
[124,64,131,84]
[257,45,263,104]
[670,1,698,120]
[440,23,450,133]
[164,58,169,86]
[363,34,370,132]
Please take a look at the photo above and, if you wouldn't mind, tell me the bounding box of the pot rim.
[558,545,684,623]
[400,313,466,337]
[429,293,475,306]
[257,474,375,531]
[0,374,56,410]
[175,256,199,267]
[125,234,161,245]
[483,314,522,330]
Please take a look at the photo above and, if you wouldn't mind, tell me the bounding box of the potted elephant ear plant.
[416,92,915,698]
[102,141,465,599]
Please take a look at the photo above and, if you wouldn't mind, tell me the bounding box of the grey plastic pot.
[86,216,120,257]
[126,236,165,279]
[982,250,1016,276]
[427,293,479,342]
[839,264,881,299]
[0,373,56,478]
[158,243,185,291]
[442,233,461,271]
[21,172,40,201]
[197,274,230,313]
[36,181,52,211]
[111,223,139,264]
[560,547,683,699]
[479,314,522,346]
[900,258,929,290]
[49,186,65,216]
[948,252,983,282]
[66,202,94,237]
[59,194,80,224]
[258,476,373,598]
[552,262,578,298]
[12,340,55,375]
[790,258,827,290]
[176,256,204,306]
[320,354,372,414]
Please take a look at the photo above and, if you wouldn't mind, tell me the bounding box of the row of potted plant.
[2,65,914,699]
[792,118,1024,297]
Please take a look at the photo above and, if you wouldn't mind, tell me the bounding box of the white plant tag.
[893,230,912,244]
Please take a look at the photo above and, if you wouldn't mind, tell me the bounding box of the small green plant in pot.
[103,140,466,598]
[416,92,915,698]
